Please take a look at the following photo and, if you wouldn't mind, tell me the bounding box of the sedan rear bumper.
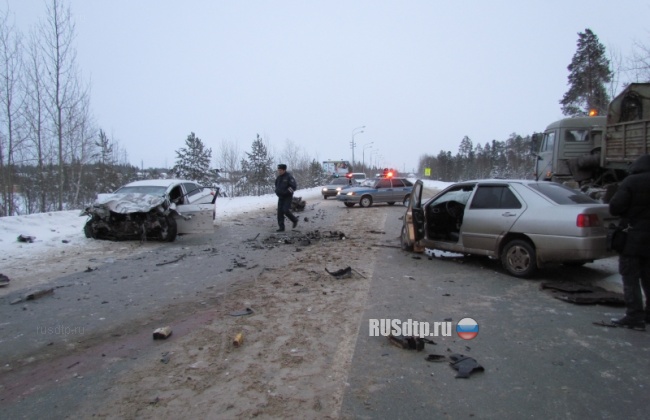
[528,234,616,263]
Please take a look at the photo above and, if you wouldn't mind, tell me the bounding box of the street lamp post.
[362,142,374,172]
[350,126,365,166]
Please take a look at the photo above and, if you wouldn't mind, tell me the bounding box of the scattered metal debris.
[17,234,35,243]
[593,320,618,328]
[229,307,254,316]
[25,288,54,301]
[388,334,426,351]
[153,326,173,339]
[449,353,484,378]
[0,273,10,287]
[325,266,352,279]
[233,332,244,347]
[541,282,625,306]
[425,354,447,362]
[156,254,187,266]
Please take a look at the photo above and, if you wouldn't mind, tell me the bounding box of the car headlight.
[336,187,342,191]
[346,192,355,196]
[322,188,327,192]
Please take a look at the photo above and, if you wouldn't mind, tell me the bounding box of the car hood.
[91,193,167,213]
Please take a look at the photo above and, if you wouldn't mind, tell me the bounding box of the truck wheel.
[501,239,536,278]
[344,202,355,208]
[161,215,178,242]
[401,225,413,251]
[359,195,373,208]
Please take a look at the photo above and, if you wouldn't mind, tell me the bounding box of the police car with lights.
[336,171,414,208]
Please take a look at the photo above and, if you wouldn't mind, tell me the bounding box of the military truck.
[532,83,650,201]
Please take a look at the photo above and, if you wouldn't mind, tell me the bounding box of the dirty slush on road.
[64,200,394,418]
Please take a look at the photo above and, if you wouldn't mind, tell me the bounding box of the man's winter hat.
[278,164,287,170]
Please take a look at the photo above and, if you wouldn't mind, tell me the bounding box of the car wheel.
[161,215,178,242]
[359,195,373,208]
[403,195,410,207]
[501,239,536,278]
[401,225,413,251]
[323,195,328,199]
[387,202,396,206]
[344,202,355,208]
[83,220,95,239]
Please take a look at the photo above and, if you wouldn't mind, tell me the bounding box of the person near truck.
[608,154,650,331]
[274,164,299,232]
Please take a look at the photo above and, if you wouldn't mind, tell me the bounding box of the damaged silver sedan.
[81,179,217,242]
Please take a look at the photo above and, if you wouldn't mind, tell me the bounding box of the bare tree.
[0,9,25,216]
[216,139,242,196]
[278,139,311,187]
[23,27,53,213]
[38,0,91,210]
[628,40,650,82]
[607,44,624,98]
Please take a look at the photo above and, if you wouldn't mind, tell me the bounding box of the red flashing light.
[386,171,394,178]
[345,173,352,178]
[576,214,600,227]
[588,109,598,117]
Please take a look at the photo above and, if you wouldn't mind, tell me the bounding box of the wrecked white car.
[81,179,217,242]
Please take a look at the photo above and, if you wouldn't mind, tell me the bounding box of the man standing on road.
[274,164,299,232]
[609,154,650,331]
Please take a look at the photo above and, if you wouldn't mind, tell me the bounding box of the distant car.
[322,177,353,199]
[401,179,618,277]
[81,179,217,242]
[347,172,367,184]
[336,177,414,207]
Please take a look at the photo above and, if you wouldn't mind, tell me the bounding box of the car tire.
[359,195,373,208]
[161,215,178,242]
[324,195,328,199]
[387,202,395,206]
[83,220,95,239]
[401,225,413,251]
[501,239,536,278]
[344,202,355,208]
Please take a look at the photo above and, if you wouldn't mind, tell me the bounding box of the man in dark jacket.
[609,154,650,331]
[274,164,299,232]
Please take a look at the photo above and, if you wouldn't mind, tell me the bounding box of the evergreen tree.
[240,134,274,196]
[307,159,323,187]
[560,29,612,116]
[172,132,212,185]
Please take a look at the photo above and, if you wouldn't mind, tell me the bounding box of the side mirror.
[531,133,540,154]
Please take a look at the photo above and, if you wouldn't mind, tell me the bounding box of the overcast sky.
[4,0,650,173]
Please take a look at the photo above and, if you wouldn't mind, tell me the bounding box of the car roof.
[123,179,200,188]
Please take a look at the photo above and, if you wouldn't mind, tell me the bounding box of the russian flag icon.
[456,318,479,340]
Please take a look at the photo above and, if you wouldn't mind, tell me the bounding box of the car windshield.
[527,182,598,204]
[113,185,168,196]
[329,178,350,185]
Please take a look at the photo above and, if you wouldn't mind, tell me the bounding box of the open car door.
[174,203,215,234]
[402,180,425,251]
[411,180,425,241]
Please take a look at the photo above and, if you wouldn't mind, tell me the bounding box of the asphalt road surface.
[341,211,649,419]
[1,191,648,419]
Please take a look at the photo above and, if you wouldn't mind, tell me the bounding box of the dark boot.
[612,316,646,331]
